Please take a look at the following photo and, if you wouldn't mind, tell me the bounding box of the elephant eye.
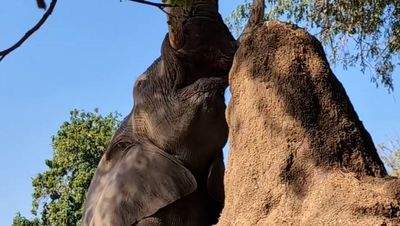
[137,80,143,88]
[135,75,147,89]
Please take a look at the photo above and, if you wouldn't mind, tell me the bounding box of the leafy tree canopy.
[12,109,120,226]
[12,213,41,226]
[226,0,399,91]
[378,137,400,177]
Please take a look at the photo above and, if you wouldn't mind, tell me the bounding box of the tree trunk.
[218,21,400,225]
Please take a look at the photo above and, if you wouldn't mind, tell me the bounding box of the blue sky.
[0,0,398,225]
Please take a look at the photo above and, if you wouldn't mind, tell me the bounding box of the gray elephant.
[82,0,237,225]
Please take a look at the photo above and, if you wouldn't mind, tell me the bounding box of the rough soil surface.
[217,21,400,226]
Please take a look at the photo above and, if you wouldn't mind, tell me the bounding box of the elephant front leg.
[134,217,163,226]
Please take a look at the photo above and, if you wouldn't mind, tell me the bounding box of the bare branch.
[0,0,58,62]
[238,0,265,43]
[127,0,177,10]
[248,0,265,26]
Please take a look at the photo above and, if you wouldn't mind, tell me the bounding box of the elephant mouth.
[178,77,228,99]
[190,1,219,19]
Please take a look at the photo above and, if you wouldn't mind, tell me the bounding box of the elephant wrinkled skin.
[82,1,237,225]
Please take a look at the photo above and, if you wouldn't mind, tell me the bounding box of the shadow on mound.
[218,21,400,226]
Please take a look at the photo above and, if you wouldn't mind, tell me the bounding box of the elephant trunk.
[163,0,219,49]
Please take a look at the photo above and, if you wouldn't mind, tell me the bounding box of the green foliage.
[13,109,120,226]
[12,213,41,226]
[224,0,251,36]
[226,0,399,91]
[378,137,400,177]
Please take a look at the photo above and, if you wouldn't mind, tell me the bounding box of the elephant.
[82,0,237,225]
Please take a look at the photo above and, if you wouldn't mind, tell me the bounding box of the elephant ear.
[82,144,197,226]
[207,153,225,204]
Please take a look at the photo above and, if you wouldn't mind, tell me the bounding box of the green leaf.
[17,109,120,226]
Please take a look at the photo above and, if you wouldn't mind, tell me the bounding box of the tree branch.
[248,0,265,26]
[127,0,177,10]
[0,0,58,62]
[238,0,265,43]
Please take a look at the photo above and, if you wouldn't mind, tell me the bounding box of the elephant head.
[82,1,236,225]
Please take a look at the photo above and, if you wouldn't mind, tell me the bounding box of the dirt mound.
[218,21,400,226]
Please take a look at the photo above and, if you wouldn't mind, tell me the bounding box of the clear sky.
[0,0,398,225]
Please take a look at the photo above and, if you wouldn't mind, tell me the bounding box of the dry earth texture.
[218,21,400,226]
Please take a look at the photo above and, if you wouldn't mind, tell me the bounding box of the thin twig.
[127,0,179,16]
[0,0,58,62]
[127,0,177,10]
